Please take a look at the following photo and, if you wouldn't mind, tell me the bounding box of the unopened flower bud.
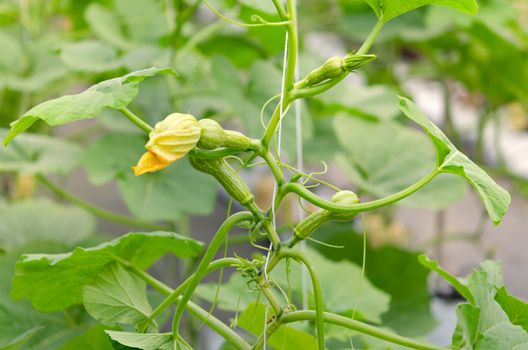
[342,52,377,72]
[146,113,201,163]
[132,151,171,176]
[302,57,345,87]
[132,113,201,176]
[198,119,255,151]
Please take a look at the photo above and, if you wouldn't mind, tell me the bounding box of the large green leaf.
[59,40,122,73]
[361,0,478,23]
[313,224,436,337]
[0,199,95,253]
[0,326,44,350]
[4,67,177,145]
[82,133,146,186]
[84,3,132,51]
[11,231,202,311]
[56,325,115,350]
[83,263,153,328]
[398,97,511,223]
[334,116,467,209]
[118,160,218,221]
[421,257,528,349]
[317,84,400,121]
[237,302,318,350]
[0,130,81,175]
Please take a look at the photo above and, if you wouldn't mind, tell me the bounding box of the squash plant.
[1,1,528,350]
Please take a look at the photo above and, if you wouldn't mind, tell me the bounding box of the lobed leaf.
[4,67,177,145]
[0,199,95,253]
[0,130,81,176]
[11,231,202,311]
[361,0,478,23]
[83,263,153,328]
[421,256,528,349]
[334,115,467,209]
[398,96,510,224]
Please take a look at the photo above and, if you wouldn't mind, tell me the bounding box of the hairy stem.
[172,212,254,337]
[36,175,170,231]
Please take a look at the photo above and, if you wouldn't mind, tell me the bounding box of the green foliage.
[0,199,95,253]
[83,263,154,328]
[334,115,467,209]
[11,231,202,311]
[421,257,528,349]
[361,0,478,22]
[399,97,511,223]
[0,130,81,175]
[4,67,176,145]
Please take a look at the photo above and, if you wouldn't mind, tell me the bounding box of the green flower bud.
[342,52,377,71]
[289,190,360,246]
[198,119,256,151]
[302,57,345,87]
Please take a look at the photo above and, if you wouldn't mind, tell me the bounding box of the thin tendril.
[260,94,281,129]
[203,0,290,28]
[351,214,367,321]
[306,236,345,249]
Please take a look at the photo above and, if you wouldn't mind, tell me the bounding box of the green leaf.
[361,0,478,23]
[11,231,203,311]
[105,331,184,350]
[422,257,528,349]
[417,255,473,303]
[398,97,510,223]
[312,224,437,337]
[0,326,44,350]
[237,302,318,350]
[0,130,81,175]
[495,287,528,333]
[317,84,400,121]
[0,199,95,253]
[84,4,132,51]
[82,133,146,186]
[83,263,153,328]
[114,0,168,43]
[118,160,218,221]
[59,40,122,73]
[56,325,114,350]
[334,116,467,209]
[4,67,177,145]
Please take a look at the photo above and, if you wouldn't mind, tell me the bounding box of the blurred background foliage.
[0,0,527,349]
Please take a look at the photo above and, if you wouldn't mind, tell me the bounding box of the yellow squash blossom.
[132,113,201,176]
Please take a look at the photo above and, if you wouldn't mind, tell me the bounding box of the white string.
[263,21,290,350]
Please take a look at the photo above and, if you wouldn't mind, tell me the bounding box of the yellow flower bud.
[146,113,201,163]
[132,151,171,176]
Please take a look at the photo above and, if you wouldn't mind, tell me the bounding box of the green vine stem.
[357,18,384,55]
[119,260,251,350]
[281,311,448,350]
[279,250,325,350]
[277,168,440,215]
[36,174,170,231]
[171,211,254,339]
